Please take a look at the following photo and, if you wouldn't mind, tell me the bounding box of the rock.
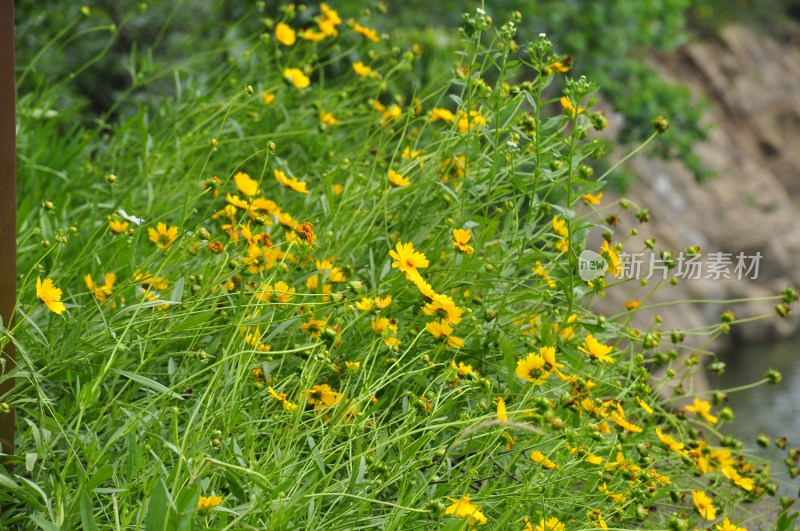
[600,24,800,351]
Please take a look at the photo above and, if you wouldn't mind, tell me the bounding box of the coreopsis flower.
[530,451,558,470]
[691,490,716,520]
[515,352,551,385]
[36,277,66,314]
[586,510,608,529]
[560,96,584,117]
[283,67,310,89]
[197,495,223,512]
[268,386,299,412]
[296,222,316,245]
[529,516,564,531]
[300,319,327,338]
[425,320,464,349]
[539,346,568,380]
[407,270,436,299]
[344,361,361,373]
[85,273,116,303]
[451,360,473,377]
[598,482,625,503]
[389,241,429,276]
[371,316,397,336]
[234,172,259,196]
[274,169,310,194]
[276,210,299,230]
[301,28,327,41]
[457,110,487,133]
[685,397,718,425]
[274,22,296,46]
[452,229,474,254]
[496,397,507,423]
[315,259,346,282]
[422,294,463,324]
[722,465,754,491]
[600,240,622,277]
[306,384,340,408]
[635,397,653,414]
[319,111,338,125]
[578,334,614,363]
[108,219,129,234]
[319,4,341,30]
[353,22,380,42]
[381,104,401,124]
[582,192,603,205]
[388,169,410,187]
[610,405,643,433]
[148,222,178,250]
[352,61,376,78]
[716,518,747,531]
[430,108,455,122]
[262,91,276,105]
[552,215,568,237]
[444,495,487,526]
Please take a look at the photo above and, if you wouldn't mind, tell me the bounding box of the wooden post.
[0,0,17,472]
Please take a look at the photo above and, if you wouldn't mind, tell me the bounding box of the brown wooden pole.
[0,0,17,472]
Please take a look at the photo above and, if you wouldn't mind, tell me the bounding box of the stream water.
[715,334,800,495]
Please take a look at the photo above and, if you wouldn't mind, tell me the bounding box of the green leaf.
[115,369,184,400]
[29,515,60,531]
[174,483,200,531]
[79,491,99,531]
[145,477,171,531]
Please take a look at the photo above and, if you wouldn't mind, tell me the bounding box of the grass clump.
[2,3,797,530]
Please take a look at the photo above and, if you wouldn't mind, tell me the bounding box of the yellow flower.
[262,91,276,105]
[388,169,410,187]
[452,229,474,254]
[582,192,603,205]
[578,334,614,363]
[274,169,310,194]
[685,397,718,425]
[344,361,361,373]
[515,352,551,385]
[85,273,116,303]
[457,110,487,133]
[552,215,568,237]
[539,346,568,380]
[407,270,436,299]
[234,172,259,197]
[352,61,376,78]
[306,384,340,408]
[283,67,310,89]
[109,219,129,234]
[353,22,380,42]
[587,510,608,530]
[451,360,473,377]
[275,22,296,46]
[320,111,338,125]
[531,516,565,531]
[197,495,223,512]
[300,28,327,41]
[422,294,463,324]
[425,320,464,349]
[148,222,179,250]
[381,104,402,124]
[300,319,326,338]
[716,517,747,531]
[268,386,298,412]
[601,240,622,277]
[625,299,641,310]
[692,490,716,520]
[430,108,455,122]
[610,406,643,433]
[560,96,584,117]
[530,450,558,470]
[496,397,507,423]
[36,277,66,315]
[636,397,653,414]
[389,241,429,276]
[371,316,397,336]
[444,495,487,526]
[319,4,341,34]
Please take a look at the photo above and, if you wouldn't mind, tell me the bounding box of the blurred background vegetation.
[14,0,800,183]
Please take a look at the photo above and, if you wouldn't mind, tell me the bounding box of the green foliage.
[1,3,796,530]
